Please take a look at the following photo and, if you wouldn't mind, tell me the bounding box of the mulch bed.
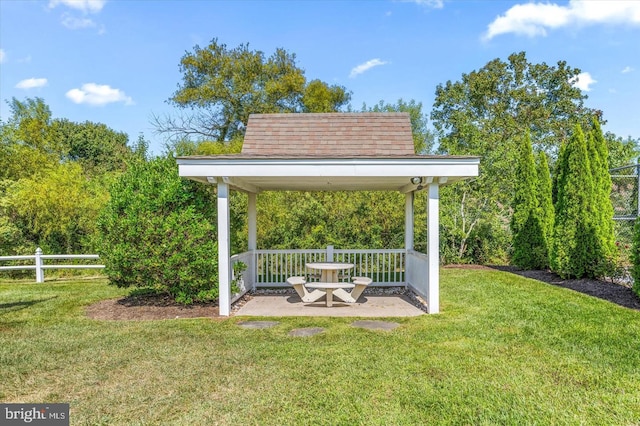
[86,267,640,320]
[85,293,223,321]
[491,265,640,311]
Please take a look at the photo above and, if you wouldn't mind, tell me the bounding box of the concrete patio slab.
[237,320,280,329]
[351,320,400,331]
[235,294,425,317]
[289,327,325,337]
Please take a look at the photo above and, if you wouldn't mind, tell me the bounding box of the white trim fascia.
[179,159,479,179]
[177,157,479,168]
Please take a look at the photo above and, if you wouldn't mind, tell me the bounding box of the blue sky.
[1,0,639,154]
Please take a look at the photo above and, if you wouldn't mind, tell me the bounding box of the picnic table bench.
[305,282,355,307]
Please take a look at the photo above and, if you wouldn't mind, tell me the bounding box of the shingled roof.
[241,113,415,157]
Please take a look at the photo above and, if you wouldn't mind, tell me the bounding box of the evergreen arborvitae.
[511,133,547,269]
[536,151,554,268]
[551,124,598,278]
[590,118,618,274]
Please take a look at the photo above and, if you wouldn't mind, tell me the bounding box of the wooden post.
[35,247,44,283]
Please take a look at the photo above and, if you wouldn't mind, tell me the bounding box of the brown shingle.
[242,113,415,156]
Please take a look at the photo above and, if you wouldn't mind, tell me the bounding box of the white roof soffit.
[177,157,480,193]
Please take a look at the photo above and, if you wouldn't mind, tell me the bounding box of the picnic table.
[287,262,374,307]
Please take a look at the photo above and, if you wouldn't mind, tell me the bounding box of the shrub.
[631,217,640,297]
[98,155,218,304]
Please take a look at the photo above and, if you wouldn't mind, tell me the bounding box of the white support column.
[405,192,414,251]
[217,182,231,316]
[427,183,440,314]
[248,192,257,251]
[247,192,257,291]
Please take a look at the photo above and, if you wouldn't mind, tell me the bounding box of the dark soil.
[491,265,640,311]
[85,267,640,320]
[85,293,223,321]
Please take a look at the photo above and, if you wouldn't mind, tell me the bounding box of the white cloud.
[50,0,105,31]
[61,13,96,29]
[49,0,106,14]
[570,72,597,92]
[15,78,48,89]
[0,49,5,63]
[66,83,133,106]
[402,0,444,9]
[349,59,389,78]
[484,0,640,40]
[622,66,634,74]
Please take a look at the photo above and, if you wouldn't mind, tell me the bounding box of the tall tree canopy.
[0,97,134,255]
[432,51,593,160]
[431,52,599,263]
[50,119,130,175]
[362,99,434,154]
[156,39,351,141]
[0,97,61,181]
[1,97,132,179]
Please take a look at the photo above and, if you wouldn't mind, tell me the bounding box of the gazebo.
[177,112,479,316]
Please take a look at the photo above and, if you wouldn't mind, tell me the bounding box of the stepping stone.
[351,320,400,331]
[237,321,279,329]
[289,327,325,337]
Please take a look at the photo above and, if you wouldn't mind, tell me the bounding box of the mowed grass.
[1,269,639,425]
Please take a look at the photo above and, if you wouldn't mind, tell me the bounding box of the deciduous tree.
[362,99,434,154]
[50,119,131,175]
[6,162,108,253]
[0,97,134,255]
[155,39,350,141]
[431,52,597,263]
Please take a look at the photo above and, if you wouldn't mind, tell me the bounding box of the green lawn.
[1,269,639,425]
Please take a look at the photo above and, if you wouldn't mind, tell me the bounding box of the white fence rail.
[0,248,105,282]
[252,246,406,287]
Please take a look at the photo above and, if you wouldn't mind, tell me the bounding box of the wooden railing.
[0,248,104,282]
[249,246,406,287]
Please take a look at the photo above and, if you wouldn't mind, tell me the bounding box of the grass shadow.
[0,296,58,315]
